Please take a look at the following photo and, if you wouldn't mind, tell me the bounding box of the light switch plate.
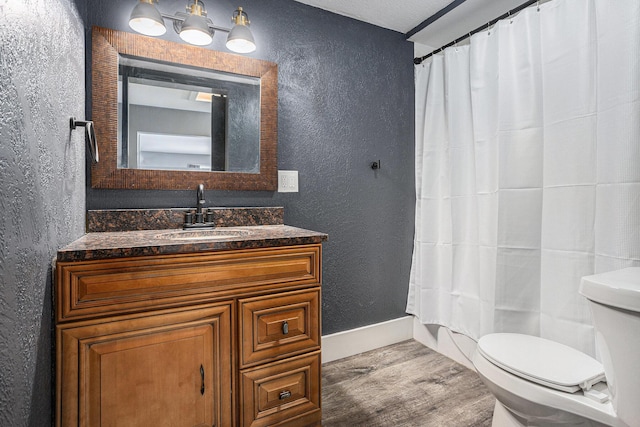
[278,170,299,192]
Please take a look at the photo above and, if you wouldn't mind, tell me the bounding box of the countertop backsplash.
[86,207,285,232]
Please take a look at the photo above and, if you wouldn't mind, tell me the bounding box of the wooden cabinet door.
[57,304,232,427]
[89,326,213,426]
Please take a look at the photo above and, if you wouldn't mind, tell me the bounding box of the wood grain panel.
[240,352,321,427]
[240,289,320,368]
[56,303,232,427]
[56,245,320,322]
[88,325,213,426]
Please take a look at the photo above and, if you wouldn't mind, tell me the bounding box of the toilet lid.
[580,267,640,312]
[477,333,605,393]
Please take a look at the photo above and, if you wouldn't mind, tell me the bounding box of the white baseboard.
[321,316,414,364]
[320,316,478,370]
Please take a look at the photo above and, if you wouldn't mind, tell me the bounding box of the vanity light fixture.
[128,0,166,36]
[226,7,255,53]
[179,0,214,45]
[128,0,256,53]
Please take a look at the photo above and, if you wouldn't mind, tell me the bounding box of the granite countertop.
[57,225,328,262]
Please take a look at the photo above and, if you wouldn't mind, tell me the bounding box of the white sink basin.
[155,229,250,241]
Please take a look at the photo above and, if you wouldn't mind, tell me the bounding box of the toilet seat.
[477,333,605,393]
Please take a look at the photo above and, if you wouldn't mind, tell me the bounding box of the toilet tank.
[580,267,640,427]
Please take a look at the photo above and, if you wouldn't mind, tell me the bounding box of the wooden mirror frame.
[91,26,278,190]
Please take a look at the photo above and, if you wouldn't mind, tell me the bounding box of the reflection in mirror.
[118,55,260,173]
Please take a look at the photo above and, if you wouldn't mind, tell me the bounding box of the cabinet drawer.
[240,351,321,427]
[56,245,321,322]
[240,289,320,367]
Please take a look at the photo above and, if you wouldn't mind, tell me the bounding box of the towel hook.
[70,117,99,163]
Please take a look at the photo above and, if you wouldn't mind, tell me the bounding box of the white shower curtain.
[407,0,640,357]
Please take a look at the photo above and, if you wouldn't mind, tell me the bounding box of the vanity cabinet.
[56,243,322,427]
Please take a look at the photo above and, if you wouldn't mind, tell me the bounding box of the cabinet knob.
[279,390,292,400]
[282,320,289,335]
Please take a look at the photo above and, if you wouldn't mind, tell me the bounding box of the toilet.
[472,267,640,427]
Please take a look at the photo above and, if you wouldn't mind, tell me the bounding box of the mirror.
[91,26,277,190]
[119,55,261,173]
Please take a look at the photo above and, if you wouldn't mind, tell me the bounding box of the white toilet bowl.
[473,334,619,426]
[472,267,640,427]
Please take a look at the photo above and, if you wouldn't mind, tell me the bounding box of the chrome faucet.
[184,183,215,228]
[196,183,205,217]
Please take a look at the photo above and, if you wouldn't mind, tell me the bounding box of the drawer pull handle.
[282,320,289,335]
[279,390,292,400]
[200,365,205,395]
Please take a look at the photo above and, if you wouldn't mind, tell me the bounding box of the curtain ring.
[487,22,491,36]
[508,10,513,24]
[537,1,540,11]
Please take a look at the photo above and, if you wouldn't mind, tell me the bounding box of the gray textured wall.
[86,0,415,335]
[0,0,86,425]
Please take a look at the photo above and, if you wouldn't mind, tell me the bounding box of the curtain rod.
[413,0,540,65]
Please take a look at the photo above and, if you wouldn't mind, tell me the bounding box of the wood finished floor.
[321,340,495,426]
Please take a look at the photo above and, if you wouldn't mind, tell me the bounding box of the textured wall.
[85,0,415,335]
[0,0,86,425]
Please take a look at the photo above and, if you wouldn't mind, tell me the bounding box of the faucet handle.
[184,211,193,226]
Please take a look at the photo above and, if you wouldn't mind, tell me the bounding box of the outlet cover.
[278,170,299,192]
